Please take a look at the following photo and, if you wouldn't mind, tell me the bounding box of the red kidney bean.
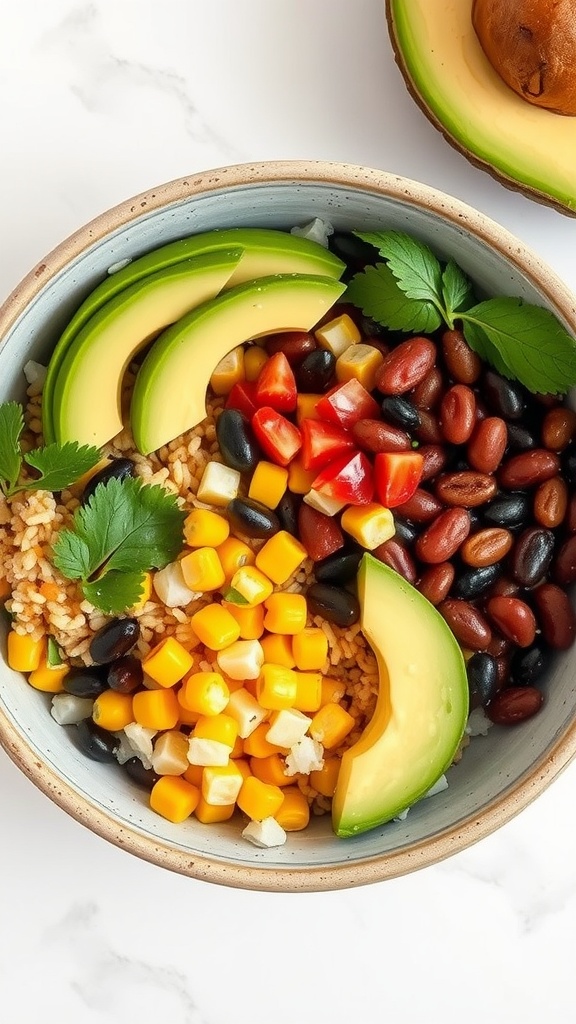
[419,445,449,482]
[415,508,471,563]
[441,329,482,384]
[510,526,555,587]
[395,488,444,523]
[534,476,568,529]
[541,406,576,452]
[265,331,316,365]
[487,687,543,725]
[435,471,497,507]
[375,337,437,395]
[363,336,390,358]
[466,417,507,474]
[412,367,444,410]
[553,534,576,585]
[351,418,411,453]
[494,654,512,689]
[460,528,513,567]
[498,449,560,489]
[372,539,418,584]
[438,599,492,650]
[415,410,444,444]
[418,562,455,605]
[440,385,476,444]
[486,576,520,600]
[532,583,576,650]
[486,596,536,648]
[486,633,513,658]
[297,504,344,562]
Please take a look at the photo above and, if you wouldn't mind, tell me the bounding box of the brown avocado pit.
[472,0,576,116]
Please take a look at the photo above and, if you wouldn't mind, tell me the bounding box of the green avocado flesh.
[388,0,576,215]
[131,273,346,455]
[51,251,243,448]
[332,554,468,838]
[42,228,345,441]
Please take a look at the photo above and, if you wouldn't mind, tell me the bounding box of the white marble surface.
[1,2,576,1021]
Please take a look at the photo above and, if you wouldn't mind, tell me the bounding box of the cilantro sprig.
[347,231,576,395]
[52,476,186,614]
[0,402,101,499]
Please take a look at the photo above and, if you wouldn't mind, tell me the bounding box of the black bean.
[89,617,140,665]
[75,719,120,763]
[216,409,260,473]
[562,445,576,486]
[466,652,499,709]
[314,549,363,586]
[483,371,526,421]
[510,527,555,587]
[227,497,280,538]
[82,458,135,504]
[328,232,378,270]
[506,424,536,452]
[275,491,299,537]
[452,563,502,601]
[483,492,531,530]
[124,757,160,790]
[511,642,551,686]
[107,654,143,694]
[392,517,419,546]
[359,315,389,341]
[381,396,421,432]
[306,583,360,626]
[296,350,336,393]
[63,667,108,699]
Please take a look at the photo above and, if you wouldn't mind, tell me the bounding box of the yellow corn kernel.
[180,671,230,716]
[244,344,269,381]
[256,664,298,710]
[132,688,180,731]
[315,313,361,358]
[92,690,134,731]
[341,503,395,550]
[275,786,311,831]
[230,733,244,758]
[229,565,273,607]
[310,756,341,797]
[142,636,194,688]
[177,701,202,727]
[151,730,190,775]
[260,633,295,669]
[293,670,323,712]
[295,393,322,424]
[248,461,288,510]
[222,674,246,694]
[244,678,258,699]
[190,604,241,650]
[183,763,204,787]
[263,592,307,635]
[210,346,245,395]
[130,571,153,612]
[287,457,317,495]
[180,547,225,593]
[150,776,200,823]
[193,713,238,748]
[237,775,284,820]
[292,628,329,671]
[250,753,293,788]
[310,703,355,749]
[202,761,244,805]
[216,536,255,583]
[243,723,287,759]
[222,601,265,640]
[235,757,252,781]
[195,797,236,824]
[335,343,385,390]
[255,531,307,586]
[7,631,45,673]
[184,508,230,548]
[320,676,347,706]
[28,661,69,694]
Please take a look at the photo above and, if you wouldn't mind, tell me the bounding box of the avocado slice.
[51,250,243,449]
[332,554,468,838]
[131,273,346,455]
[42,228,345,441]
[386,0,576,215]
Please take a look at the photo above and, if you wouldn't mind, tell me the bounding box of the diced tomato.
[225,380,259,419]
[374,451,424,508]
[315,379,380,429]
[300,418,356,472]
[255,351,297,413]
[252,406,302,467]
[312,451,374,506]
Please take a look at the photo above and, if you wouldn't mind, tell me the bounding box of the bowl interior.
[1,170,575,889]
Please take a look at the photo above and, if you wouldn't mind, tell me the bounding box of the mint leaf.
[346,263,442,333]
[0,402,24,492]
[442,260,475,315]
[460,299,576,394]
[23,441,101,493]
[356,231,444,307]
[83,571,145,616]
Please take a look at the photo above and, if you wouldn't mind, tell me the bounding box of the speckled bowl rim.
[1,160,576,892]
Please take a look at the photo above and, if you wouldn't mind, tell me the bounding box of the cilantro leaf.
[52,529,92,580]
[356,231,444,308]
[83,571,146,616]
[0,402,24,492]
[460,299,576,394]
[23,441,102,493]
[346,263,442,333]
[442,260,475,316]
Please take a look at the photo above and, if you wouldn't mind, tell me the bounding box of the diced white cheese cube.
[424,774,448,799]
[226,688,268,738]
[266,709,311,748]
[50,694,93,726]
[202,764,244,806]
[151,730,190,775]
[153,561,200,608]
[242,817,287,848]
[290,217,333,248]
[197,461,241,507]
[217,639,264,680]
[123,722,156,768]
[284,735,324,776]
[465,707,493,737]
[23,360,47,387]
[393,808,410,822]
[303,489,346,516]
[187,737,231,767]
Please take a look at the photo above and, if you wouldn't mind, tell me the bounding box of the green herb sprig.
[346,231,576,394]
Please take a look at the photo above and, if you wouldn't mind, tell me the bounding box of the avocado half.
[386,0,576,216]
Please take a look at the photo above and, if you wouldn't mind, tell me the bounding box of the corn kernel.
[341,503,395,550]
[315,314,361,357]
[243,723,287,759]
[193,713,238,748]
[92,690,134,731]
[335,343,384,390]
[7,631,45,673]
[150,776,199,823]
[295,394,322,424]
[179,671,230,716]
[151,729,190,775]
[184,508,230,548]
[132,688,180,731]
[256,664,298,710]
[190,604,241,650]
[275,786,310,831]
[216,639,264,680]
[250,753,293,788]
[230,733,244,758]
[310,756,341,797]
[216,537,255,583]
[195,797,236,823]
[320,676,347,706]
[293,670,323,712]
[255,531,307,586]
[229,565,273,607]
[292,628,329,671]
[309,703,355,749]
[202,762,244,805]
[222,601,264,640]
[226,687,268,738]
[244,345,269,381]
[197,461,241,506]
[248,461,288,509]
[288,457,317,495]
[183,763,204,787]
[210,346,245,395]
[142,636,194,687]
[237,775,284,820]
[28,660,69,694]
[180,547,225,593]
[235,757,252,781]
[130,571,153,612]
[263,593,307,634]
[260,633,295,668]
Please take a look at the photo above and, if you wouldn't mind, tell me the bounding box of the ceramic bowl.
[1,162,576,892]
